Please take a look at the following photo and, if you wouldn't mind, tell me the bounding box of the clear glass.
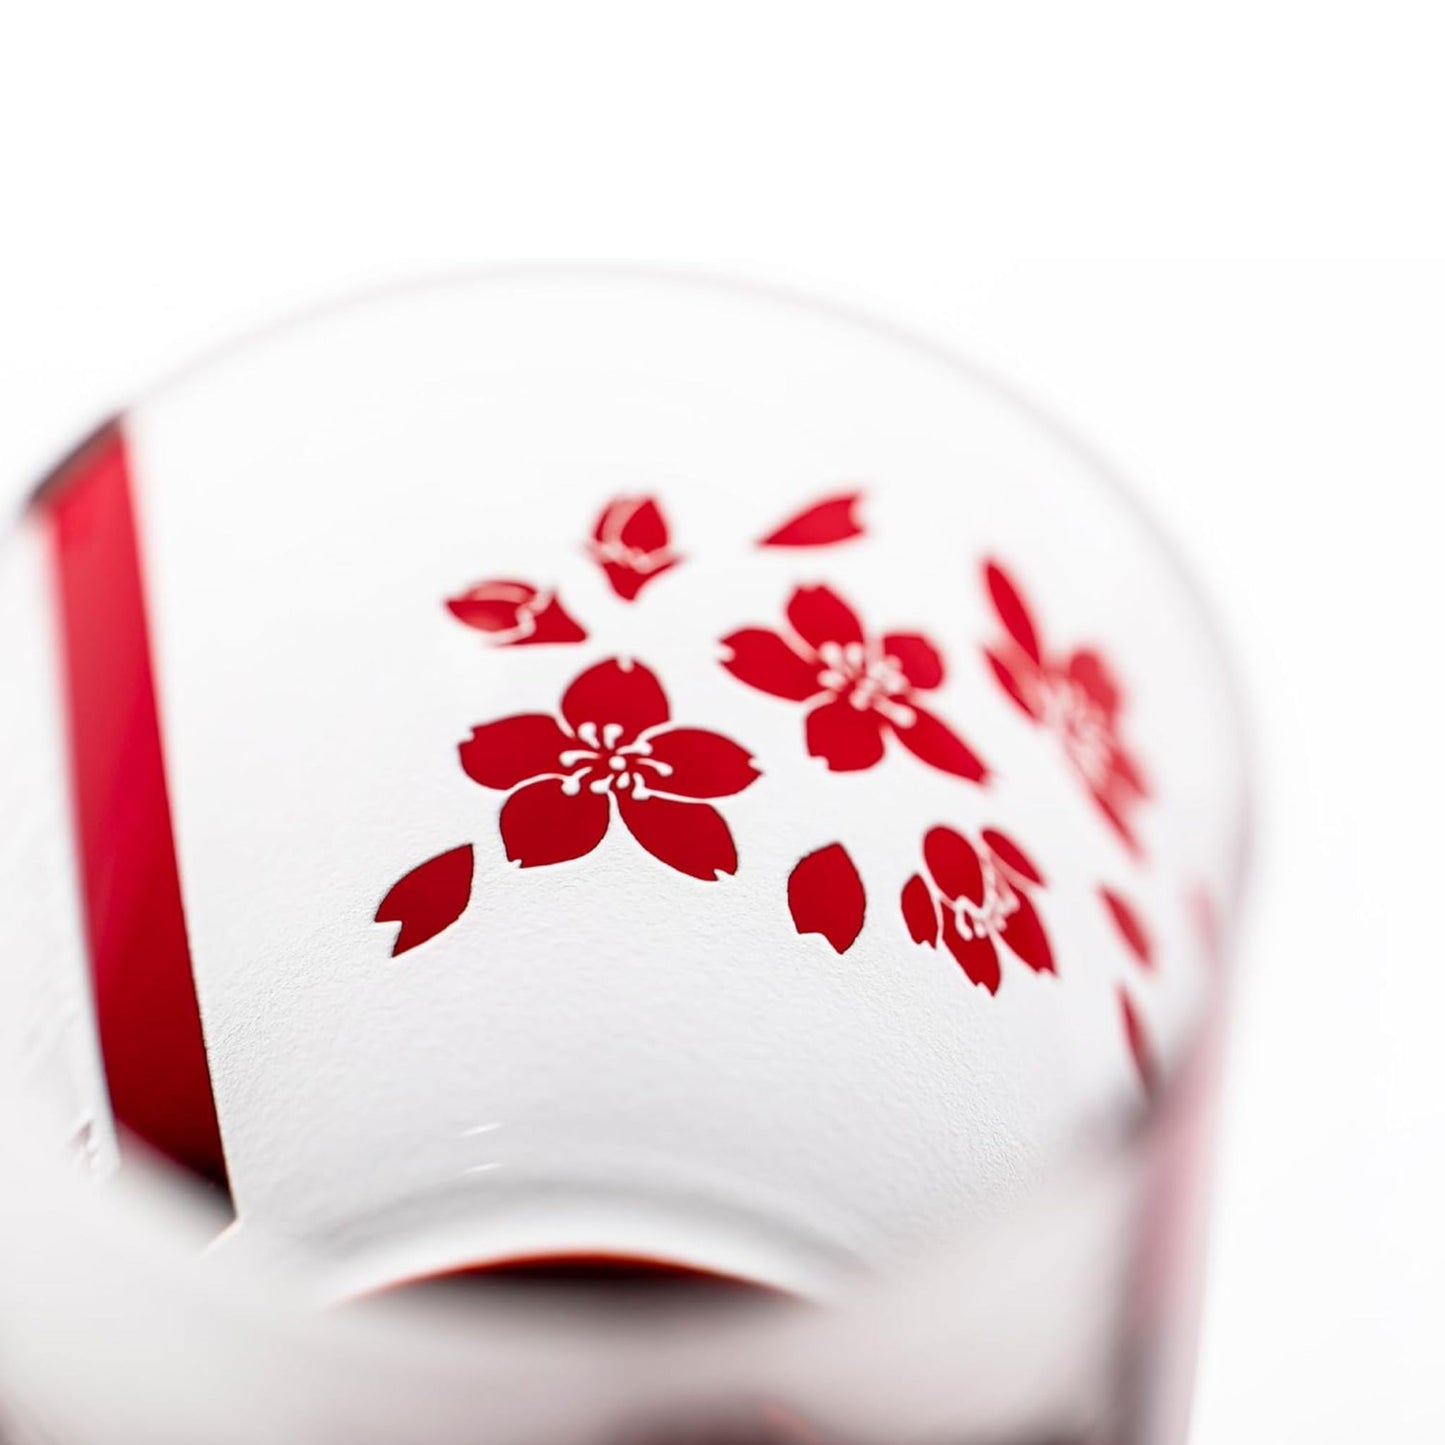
[0,269,1248,1444]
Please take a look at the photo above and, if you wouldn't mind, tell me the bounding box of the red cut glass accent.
[41,423,229,1191]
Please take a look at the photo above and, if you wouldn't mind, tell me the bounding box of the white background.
[1,5,1441,1441]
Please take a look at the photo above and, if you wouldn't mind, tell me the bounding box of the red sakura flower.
[981,560,1149,855]
[589,496,680,601]
[446,579,587,646]
[459,657,758,880]
[721,585,987,781]
[901,825,1054,993]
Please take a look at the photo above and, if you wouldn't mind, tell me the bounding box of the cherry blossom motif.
[376,845,475,956]
[459,658,758,880]
[760,491,865,548]
[981,560,1149,856]
[721,584,987,781]
[1100,886,1154,970]
[588,496,681,601]
[446,579,587,646]
[1118,986,1157,1095]
[901,826,1054,993]
[788,843,866,954]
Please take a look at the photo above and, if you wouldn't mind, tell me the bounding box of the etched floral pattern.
[901,825,1054,993]
[722,584,987,781]
[376,484,1181,1094]
[981,560,1149,855]
[459,657,759,880]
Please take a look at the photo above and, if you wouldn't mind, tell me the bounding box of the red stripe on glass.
[41,423,230,1192]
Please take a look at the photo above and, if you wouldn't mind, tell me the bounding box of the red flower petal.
[617,793,738,880]
[786,584,865,650]
[1092,787,1144,859]
[984,646,1045,721]
[788,843,866,954]
[901,873,939,946]
[561,657,670,743]
[1190,885,1223,970]
[599,556,679,602]
[981,828,1044,886]
[983,560,1043,663]
[1101,887,1153,969]
[923,826,984,905]
[759,492,865,548]
[1119,986,1157,1095]
[882,632,944,691]
[595,495,669,553]
[375,845,474,956]
[941,910,1002,993]
[445,580,588,646]
[1000,889,1055,974]
[446,580,536,633]
[591,500,615,544]
[527,594,589,644]
[1065,648,1121,719]
[805,697,887,771]
[459,714,570,790]
[590,497,679,601]
[891,704,988,782]
[500,778,611,868]
[720,628,823,701]
[645,727,760,799]
[1108,741,1150,797]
